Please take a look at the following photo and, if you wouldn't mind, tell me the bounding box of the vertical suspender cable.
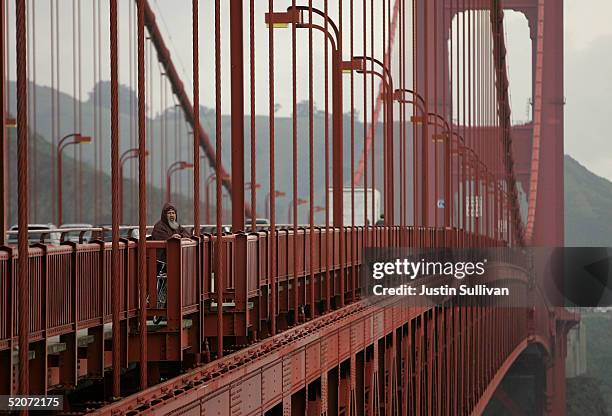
[50,0,56,223]
[323,0,330,311]
[129,1,134,223]
[77,0,82,222]
[268,0,277,336]
[97,0,103,222]
[434,0,439,243]
[362,0,368,242]
[398,0,403,232]
[1,0,6,244]
[15,0,29,397]
[292,0,299,320]
[93,0,99,223]
[307,0,314,319]
[382,0,387,225]
[412,0,417,246]
[30,0,38,223]
[336,0,345,308]
[72,0,77,223]
[349,0,355,301]
[55,0,61,220]
[214,0,224,356]
[192,0,199,236]
[191,1,201,352]
[136,0,148,390]
[338,0,345,309]
[109,0,121,399]
[370,0,375,234]
[249,0,256,232]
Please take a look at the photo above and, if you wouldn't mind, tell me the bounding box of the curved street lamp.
[288,198,308,224]
[354,56,395,224]
[166,161,193,202]
[119,148,150,223]
[264,190,286,219]
[57,133,92,225]
[310,205,326,224]
[266,5,363,228]
[205,173,229,223]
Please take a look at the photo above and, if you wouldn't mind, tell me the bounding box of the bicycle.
[152,260,167,325]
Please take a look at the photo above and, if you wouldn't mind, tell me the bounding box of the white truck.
[328,187,381,226]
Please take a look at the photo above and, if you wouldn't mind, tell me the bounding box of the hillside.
[565,155,612,246]
[7,81,389,224]
[7,82,612,235]
[570,313,612,414]
[5,126,198,227]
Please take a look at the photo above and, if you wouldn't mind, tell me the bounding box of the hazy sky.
[4,0,612,180]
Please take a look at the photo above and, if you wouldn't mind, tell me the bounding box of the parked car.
[245,218,270,232]
[7,224,61,245]
[199,225,232,235]
[59,223,94,243]
[95,225,140,241]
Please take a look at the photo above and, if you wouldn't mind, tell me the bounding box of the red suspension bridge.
[0,0,577,414]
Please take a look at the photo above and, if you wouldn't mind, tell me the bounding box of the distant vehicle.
[328,187,381,226]
[7,224,61,245]
[199,225,232,235]
[59,223,94,243]
[95,225,140,241]
[245,218,270,232]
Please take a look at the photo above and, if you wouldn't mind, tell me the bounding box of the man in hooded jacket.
[152,202,191,241]
[151,202,191,264]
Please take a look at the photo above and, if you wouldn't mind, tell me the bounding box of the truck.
[328,187,381,226]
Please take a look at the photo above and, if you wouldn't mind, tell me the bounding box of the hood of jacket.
[161,202,178,224]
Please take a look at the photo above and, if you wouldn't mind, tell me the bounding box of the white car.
[7,224,62,245]
[59,223,94,243]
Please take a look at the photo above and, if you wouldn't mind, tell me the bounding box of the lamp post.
[354,56,394,225]
[425,113,452,228]
[310,205,325,224]
[205,173,229,223]
[166,161,193,202]
[266,5,362,309]
[353,56,394,225]
[288,198,308,224]
[394,88,430,227]
[245,182,261,222]
[119,148,149,223]
[246,182,261,191]
[265,190,286,219]
[266,6,363,228]
[57,133,92,225]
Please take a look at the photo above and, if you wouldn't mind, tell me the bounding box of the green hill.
[5,125,198,227]
[564,155,612,246]
[7,81,388,225]
[7,82,612,236]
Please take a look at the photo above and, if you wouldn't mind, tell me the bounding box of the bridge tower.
[506,0,565,248]
[415,0,564,248]
[416,1,570,414]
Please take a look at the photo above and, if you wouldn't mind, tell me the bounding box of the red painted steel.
[0,228,575,409]
[110,0,121,398]
[136,0,149,390]
[0,0,575,413]
[15,0,30,397]
[0,0,5,246]
[192,0,200,240]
